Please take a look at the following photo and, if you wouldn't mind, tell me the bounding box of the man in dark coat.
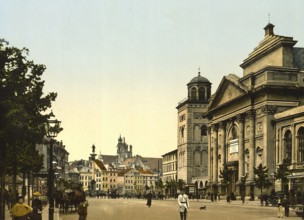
[78,200,89,220]
[31,192,42,220]
[146,190,152,208]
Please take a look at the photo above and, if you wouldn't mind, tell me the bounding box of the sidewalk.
[189,197,266,207]
[41,205,61,220]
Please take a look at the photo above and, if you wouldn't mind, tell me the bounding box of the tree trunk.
[0,142,5,220]
[27,172,31,205]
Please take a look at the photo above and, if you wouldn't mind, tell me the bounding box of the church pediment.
[209,74,248,110]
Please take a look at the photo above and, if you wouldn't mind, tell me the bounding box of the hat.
[17,196,24,200]
[33,192,41,196]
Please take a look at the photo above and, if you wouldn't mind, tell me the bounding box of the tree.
[219,166,233,194]
[166,179,177,198]
[254,163,272,194]
[156,178,164,192]
[0,39,58,216]
[274,158,291,193]
[177,179,186,191]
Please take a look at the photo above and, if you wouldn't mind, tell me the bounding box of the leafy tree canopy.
[0,39,57,175]
[254,163,272,193]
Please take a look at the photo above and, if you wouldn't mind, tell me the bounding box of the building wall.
[162,150,177,183]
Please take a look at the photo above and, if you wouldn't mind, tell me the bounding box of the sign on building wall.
[229,139,239,154]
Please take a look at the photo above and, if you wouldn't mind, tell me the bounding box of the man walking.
[178,188,189,220]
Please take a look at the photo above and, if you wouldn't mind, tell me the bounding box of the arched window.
[190,87,197,100]
[231,125,238,139]
[229,124,238,153]
[202,150,207,165]
[201,125,207,136]
[180,127,185,144]
[198,87,205,100]
[207,87,211,99]
[194,125,201,142]
[194,150,200,166]
[298,127,304,162]
[181,127,184,138]
[284,130,292,160]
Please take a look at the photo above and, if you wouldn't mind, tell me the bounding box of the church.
[206,23,304,197]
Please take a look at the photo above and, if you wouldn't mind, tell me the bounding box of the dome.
[188,71,210,85]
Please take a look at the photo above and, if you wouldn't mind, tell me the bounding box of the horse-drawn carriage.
[55,189,86,214]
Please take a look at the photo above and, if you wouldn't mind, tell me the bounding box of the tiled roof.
[117,168,132,176]
[294,48,304,69]
[137,168,155,175]
[101,155,118,164]
[94,159,107,171]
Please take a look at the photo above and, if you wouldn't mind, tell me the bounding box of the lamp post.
[46,112,61,220]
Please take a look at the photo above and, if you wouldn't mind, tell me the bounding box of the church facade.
[206,23,304,197]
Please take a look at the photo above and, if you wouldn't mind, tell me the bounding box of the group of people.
[7,191,89,220]
[10,193,42,220]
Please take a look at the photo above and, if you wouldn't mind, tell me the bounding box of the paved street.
[59,198,302,220]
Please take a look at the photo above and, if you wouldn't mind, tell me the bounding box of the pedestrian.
[177,188,189,220]
[31,192,43,220]
[10,196,33,220]
[226,194,231,203]
[3,188,10,210]
[8,189,13,209]
[241,193,245,204]
[77,200,89,220]
[283,195,290,217]
[277,197,284,218]
[146,190,152,208]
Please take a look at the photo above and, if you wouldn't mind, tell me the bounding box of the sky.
[1,0,304,161]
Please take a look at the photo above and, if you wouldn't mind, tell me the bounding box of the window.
[231,125,237,139]
[194,150,200,166]
[191,87,197,100]
[298,127,304,162]
[181,127,184,138]
[284,130,292,160]
[198,87,205,100]
[201,125,207,136]
[194,125,201,142]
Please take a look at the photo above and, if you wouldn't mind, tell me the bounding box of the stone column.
[212,125,218,183]
[219,121,226,172]
[237,114,245,181]
[291,125,296,164]
[248,110,255,182]
[207,126,212,185]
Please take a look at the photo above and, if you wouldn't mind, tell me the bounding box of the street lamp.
[46,112,61,220]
